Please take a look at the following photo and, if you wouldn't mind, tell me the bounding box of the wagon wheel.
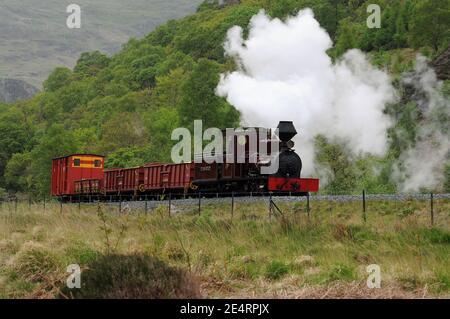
[138,184,145,193]
[190,181,199,191]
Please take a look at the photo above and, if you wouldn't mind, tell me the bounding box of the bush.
[323,264,357,283]
[434,273,450,292]
[418,228,450,244]
[331,224,376,242]
[63,253,201,299]
[65,243,100,265]
[14,243,61,283]
[264,261,289,280]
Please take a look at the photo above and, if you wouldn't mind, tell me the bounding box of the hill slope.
[0,0,203,87]
[0,0,449,196]
[0,78,39,103]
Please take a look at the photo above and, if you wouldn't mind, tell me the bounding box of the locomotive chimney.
[277,121,297,142]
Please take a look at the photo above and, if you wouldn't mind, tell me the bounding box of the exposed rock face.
[432,45,450,80]
[0,78,39,103]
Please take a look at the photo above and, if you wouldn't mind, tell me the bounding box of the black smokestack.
[277,121,297,142]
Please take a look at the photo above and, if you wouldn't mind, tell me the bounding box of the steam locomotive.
[51,121,319,201]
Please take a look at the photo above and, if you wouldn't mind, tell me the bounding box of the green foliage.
[43,68,73,92]
[64,253,200,298]
[414,228,450,245]
[335,18,362,56]
[314,135,357,194]
[178,58,240,129]
[409,0,450,51]
[197,0,221,12]
[74,51,111,76]
[0,0,448,196]
[445,164,450,193]
[264,260,289,280]
[325,263,357,282]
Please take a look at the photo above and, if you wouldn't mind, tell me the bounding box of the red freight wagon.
[104,167,144,194]
[143,163,194,193]
[51,154,105,197]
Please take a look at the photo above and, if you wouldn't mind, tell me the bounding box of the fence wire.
[0,192,449,229]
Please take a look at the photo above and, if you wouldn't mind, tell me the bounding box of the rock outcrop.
[431,45,450,81]
[0,78,39,103]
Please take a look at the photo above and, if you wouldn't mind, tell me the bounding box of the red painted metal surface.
[104,167,144,194]
[51,154,104,196]
[143,163,194,191]
[267,177,319,193]
[75,179,101,194]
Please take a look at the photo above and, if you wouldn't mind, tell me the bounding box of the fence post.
[231,192,234,221]
[362,189,367,223]
[269,192,272,220]
[28,196,31,209]
[198,192,201,215]
[119,196,122,214]
[145,196,148,214]
[306,193,310,220]
[43,195,46,213]
[15,197,18,214]
[60,199,63,214]
[168,193,172,217]
[430,193,434,227]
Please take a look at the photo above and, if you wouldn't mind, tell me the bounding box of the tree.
[409,0,450,51]
[29,125,81,196]
[152,68,188,109]
[0,109,30,186]
[335,18,361,56]
[178,58,239,130]
[43,67,73,92]
[314,135,357,194]
[4,152,32,193]
[74,51,110,76]
[444,164,450,192]
[99,113,148,154]
[144,107,180,162]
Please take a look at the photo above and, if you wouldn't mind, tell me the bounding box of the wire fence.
[0,191,449,228]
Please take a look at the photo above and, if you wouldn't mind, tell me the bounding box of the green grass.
[0,198,449,298]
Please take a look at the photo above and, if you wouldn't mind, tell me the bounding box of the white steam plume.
[216,9,396,176]
[393,56,450,192]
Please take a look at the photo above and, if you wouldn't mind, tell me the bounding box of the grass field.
[0,198,449,299]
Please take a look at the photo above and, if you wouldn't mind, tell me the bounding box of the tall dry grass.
[0,198,448,298]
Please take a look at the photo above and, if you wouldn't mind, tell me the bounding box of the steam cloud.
[216,9,397,177]
[393,57,450,192]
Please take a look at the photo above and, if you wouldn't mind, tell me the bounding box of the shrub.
[264,261,289,280]
[14,243,61,283]
[63,253,201,299]
[331,224,376,242]
[434,273,450,292]
[419,228,450,244]
[164,242,185,261]
[323,264,357,283]
[65,243,100,265]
